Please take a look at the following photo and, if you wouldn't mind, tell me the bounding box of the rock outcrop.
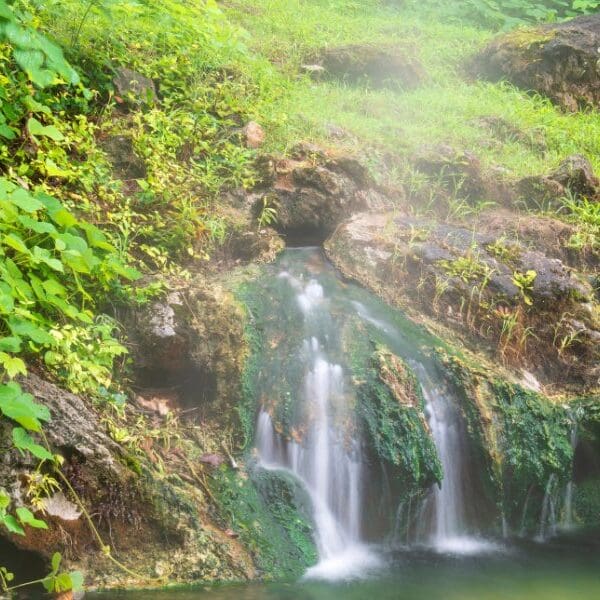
[313,44,424,89]
[325,211,600,389]
[252,144,392,242]
[472,15,600,111]
[123,280,247,421]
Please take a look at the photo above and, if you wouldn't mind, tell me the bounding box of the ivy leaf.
[0,352,27,378]
[68,571,84,592]
[18,215,57,234]
[0,337,22,353]
[9,187,44,212]
[8,317,55,345]
[27,117,64,142]
[12,427,54,461]
[32,246,64,272]
[0,382,51,431]
[16,506,47,529]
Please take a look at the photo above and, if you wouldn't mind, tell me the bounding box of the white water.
[256,274,381,581]
[416,366,497,554]
[562,419,579,530]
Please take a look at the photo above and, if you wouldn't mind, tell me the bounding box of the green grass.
[224,0,600,181]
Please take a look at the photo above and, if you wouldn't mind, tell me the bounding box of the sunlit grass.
[226,0,600,179]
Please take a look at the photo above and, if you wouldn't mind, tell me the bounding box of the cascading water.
[255,267,380,580]
[253,248,496,581]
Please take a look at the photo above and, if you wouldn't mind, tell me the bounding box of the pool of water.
[91,537,600,600]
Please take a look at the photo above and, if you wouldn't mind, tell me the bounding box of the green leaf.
[8,317,55,345]
[12,427,54,461]
[32,245,64,272]
[51,552,62,573]
[3,232,31,255]
[0,490,9,509]
[16,506,47,529]
[0,123,16,139]
[1,514,25,536]
[28,117,64,142]
[44,158,70,178]
[0,382,51,431]
[0,352,27,378]
[0,337,22,352]
[9,187,45,212]
[68,570,84,592]
[18,215,57,235]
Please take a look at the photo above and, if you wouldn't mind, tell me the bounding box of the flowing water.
[253,248,495,576]
[89,248,600,600]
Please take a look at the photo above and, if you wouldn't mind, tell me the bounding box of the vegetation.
[0,0,598,591]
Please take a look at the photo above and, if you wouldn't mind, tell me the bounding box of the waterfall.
[562,417,579,530]
[536,474,558,542]
[255,272,380,580]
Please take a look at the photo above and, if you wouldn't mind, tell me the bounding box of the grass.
[224,0,600,181]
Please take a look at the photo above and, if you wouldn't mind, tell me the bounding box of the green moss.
[346,324,441,491]
[575,478,600,528]
[211,466,317,579]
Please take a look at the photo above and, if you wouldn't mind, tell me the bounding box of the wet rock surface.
[472,15,600,111]
[314,43,424,89]
[325,211,600,389]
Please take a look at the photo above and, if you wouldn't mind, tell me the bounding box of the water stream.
[90,247,600,600]
[254,248,492,579]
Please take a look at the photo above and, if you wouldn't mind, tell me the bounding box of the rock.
[18,374,124,474]
[100,135,147,181]
[199,453,225,468]
[515,154,600,210]
[252,145,393,242]
[315,44,424,89]
[242,121,265,149]
[325,211,600,388]
[472,15,600,111]
[515,175,566,210]
[412,145,509,203]
[123,281,247,421]
[113,67,156,104]
[549,154,599,199]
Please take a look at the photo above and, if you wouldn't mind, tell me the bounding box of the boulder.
[100,135,147,181]
[123,282,247,420]
[252,145,392,243]
[549,154,599,199]
[315,44,424,89]
[114,67,156,104]
[412,145,512,203]
[472,15,600,111]
[242,121,265,149]
[325,211,600,388]
[515,154,600,209]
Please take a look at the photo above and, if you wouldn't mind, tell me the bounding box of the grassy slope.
[225,0,600,180]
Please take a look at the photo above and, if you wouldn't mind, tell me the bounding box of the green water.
[91,539,600,599]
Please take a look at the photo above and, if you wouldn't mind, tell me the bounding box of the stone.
[100,135,147,181]
[242,121,265,149]
[123,280,247,420]
[114,67,156,104]
[472,15,600,111]
[325,211,600,388]
[549,154,599,199]
[315,44,424,89]
[252,145,393,242]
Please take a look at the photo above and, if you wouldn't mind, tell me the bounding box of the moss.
[211,466,317,580]
[346,323,441,491]
[575,478,600,527]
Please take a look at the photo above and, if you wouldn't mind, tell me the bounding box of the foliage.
[512,269,537,306]
[404,0,600,29]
